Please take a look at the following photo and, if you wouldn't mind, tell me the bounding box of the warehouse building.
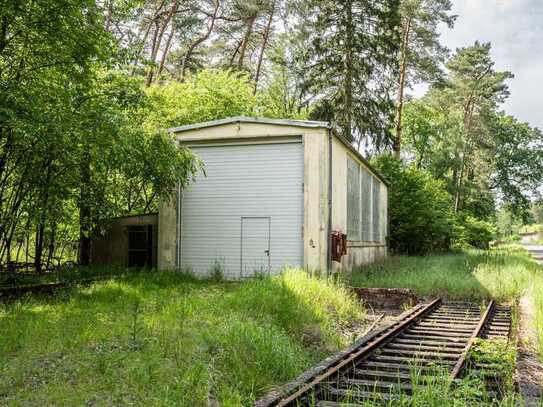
[157,116,388,279]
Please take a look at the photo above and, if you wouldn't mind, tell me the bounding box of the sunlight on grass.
[347,245,542,302]
[0,269,365,405]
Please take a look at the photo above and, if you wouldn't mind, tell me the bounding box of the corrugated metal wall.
[180,142,304,278]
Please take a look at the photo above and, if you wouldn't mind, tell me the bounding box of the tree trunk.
[146,0,178,86]
[78,154,91,266]
[229,40,242,67]
[130,0,167,78]
[454,99,475,213]
[34,160,53,273]
[130,22,153,76]
[253,1,275,94]
[78,215,91,265]
[15,237,23,263]
[45,224,56,270]
[181,0,219,78]
[393,17,412,159]
[34,222,45,273]
[157,27,175,79]
[343,0,353,141]
[454,155,465,213]
[237,14,256,69]
[104,0,113,32]
[144,20,160,87]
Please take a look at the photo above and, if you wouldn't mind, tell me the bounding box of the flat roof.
[168,116,330,133]
[169,116,389,186]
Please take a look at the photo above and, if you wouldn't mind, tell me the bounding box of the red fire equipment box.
[331,231,347,263]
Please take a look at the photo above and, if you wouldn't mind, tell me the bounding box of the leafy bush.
[456,215,496,249]
[144,69,257,129]
[372,155,456,255]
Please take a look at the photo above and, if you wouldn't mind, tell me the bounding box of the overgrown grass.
[0,269,365,405]
[2,246,542,405]
[346,245,541,302]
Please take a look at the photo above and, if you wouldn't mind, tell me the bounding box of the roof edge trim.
[333,132,390,187]
[168,116,331,133]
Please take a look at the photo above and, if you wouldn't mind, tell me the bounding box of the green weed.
[0,269,364,405]
[346,245,541,302]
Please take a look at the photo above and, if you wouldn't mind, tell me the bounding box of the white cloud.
[413,0,543,129]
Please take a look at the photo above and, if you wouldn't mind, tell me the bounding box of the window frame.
[345,155,383,244]
[346,156,361,241]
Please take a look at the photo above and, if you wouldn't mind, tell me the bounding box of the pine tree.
[293,0,401,148]
[392,0,455,158]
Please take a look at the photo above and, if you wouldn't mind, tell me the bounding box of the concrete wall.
[92,214,158,267]
[157,195,178,269]
[329,137,388,272]
[302,129,329,272]
[157,120,388,274]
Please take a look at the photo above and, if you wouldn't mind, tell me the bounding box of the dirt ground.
[352,287,419,328]
[516,292,543,406]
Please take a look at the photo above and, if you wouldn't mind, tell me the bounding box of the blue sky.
[413,0,543,130]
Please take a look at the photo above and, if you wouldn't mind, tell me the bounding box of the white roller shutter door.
[180,142,303,278]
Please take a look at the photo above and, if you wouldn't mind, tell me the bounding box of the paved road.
[523,244,543,264]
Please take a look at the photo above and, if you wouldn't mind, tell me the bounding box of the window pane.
[347,157,360,240]
[361,167,372,241]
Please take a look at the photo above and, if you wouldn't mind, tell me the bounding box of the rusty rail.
[450,300,495,380]
[0,276,117,301]
[256,299,511,406]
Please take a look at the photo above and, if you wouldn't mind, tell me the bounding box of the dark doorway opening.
[128,225,153,267]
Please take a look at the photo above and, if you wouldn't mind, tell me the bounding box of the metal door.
[240,217,270,278]
[128,225,153,267]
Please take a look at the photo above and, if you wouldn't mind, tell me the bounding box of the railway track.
[0,276,115,301]
[255,299,512,406]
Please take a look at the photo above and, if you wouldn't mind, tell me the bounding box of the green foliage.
[402,99,451,167]
[468,339,516,396]
[400,41,543,224]
[534,283,543,362]
[0,269,365,404]
[255,36,311,120]
[398,0,455,84]
[372,154,456,255]
[144,69,258,129]
[496,208,523,239]
[293,0,400,145]
[0,1,208,268]
[456,215,496,249]
[0,0,112,268]
[488,112,543,217]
